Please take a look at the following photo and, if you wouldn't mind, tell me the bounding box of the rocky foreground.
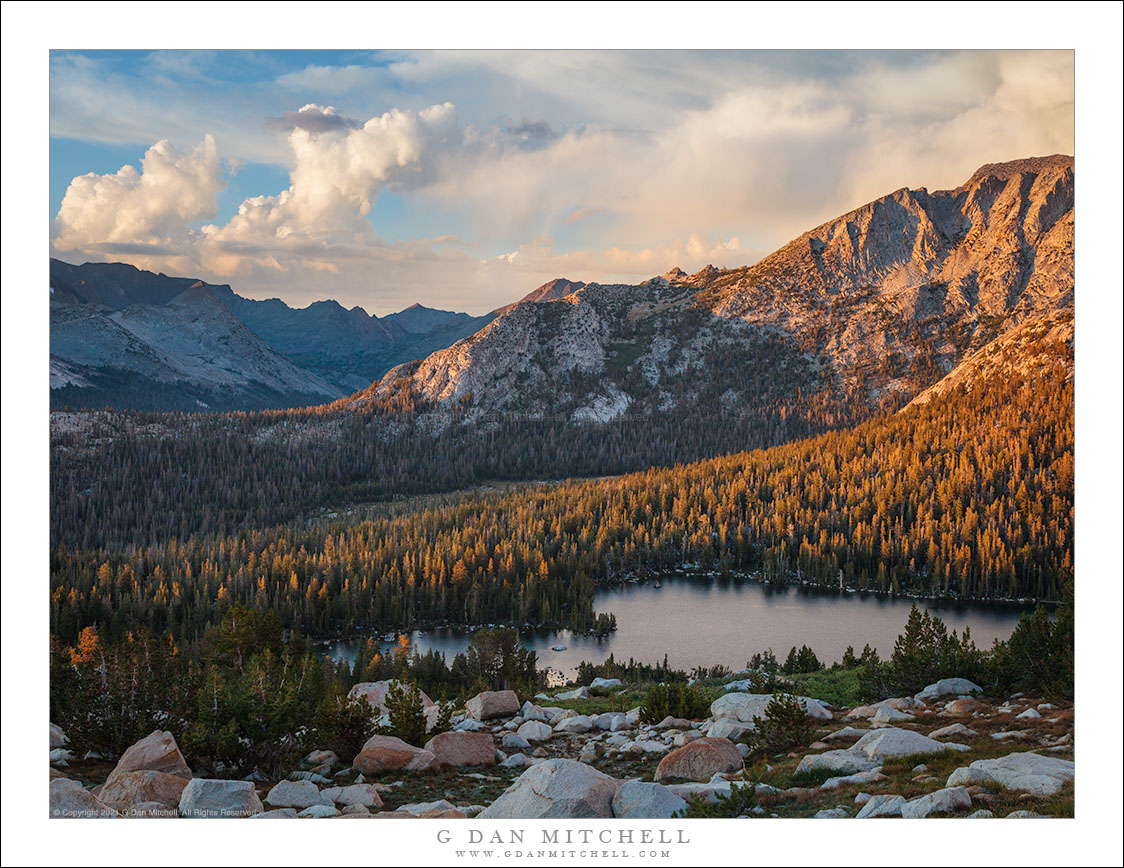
[49,676,1073,819]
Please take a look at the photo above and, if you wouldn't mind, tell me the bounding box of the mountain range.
[367,154,1072,422]
[49,155,1072,423]
[49,260,495,411]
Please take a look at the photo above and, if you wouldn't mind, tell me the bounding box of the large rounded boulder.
[353,734,436,774]
[423,731,496,768]
[653,737,743,782]
[465,689,520,721]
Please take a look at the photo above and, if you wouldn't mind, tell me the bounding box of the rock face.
[371,157,1073,423]
[348,681,434,715]
[611,781,689,819]
[265,779,333,809]
[178,779,263,818]
[901,786,972,818]
[465,689,520,721]
[915,678,983,703]
[424,731,496,769]
[98,770,189,810]
[49,779,119,819]
[653,738,743,782]
[947,751,1075,796]
[710,693,831,724]
[479,759,620,819]
[353,735,436,774]
[109,730,191,778]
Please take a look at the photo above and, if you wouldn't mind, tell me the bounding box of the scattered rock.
[553,686,590,701]
[466,689,521,721]
[967,809,995,818]
[711,693,831,723]
[1016,708,1042,720]
[707,718,753,741]
[298,804,340,818]
[946,751,1074,796]
[250,808,299,819]
[49,723,68,750]
[424,731,496,769]
[590,678,623,690]
[397,799,457,816]
[501,753,528,768]
[929,723,978,740]
[855,794,905,818]
[99,769,189,810]
[901,786,972,818]
[611,781,688,818]
[813,807,850,818]
[653,737,743,783]
[479,758,620,819]
[108,730,191,778]
[1005,809,1047,818]
[820,768,886,790]
[914,678,982,703]
[554,715,593,734]
[304,749,338,766]
[821,726,867,745]
[502,733,532,751]
[516,720,553,743]
[266,779,333,809]
[179,779,264,819]
[795,749,879,777]
[872,706,914,724]
[49,779,119,819]
[851,727,953,760]
[321,784,384,808]
[940,697,990,716]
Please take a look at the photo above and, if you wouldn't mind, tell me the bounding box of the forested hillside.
[49,327,1072,646]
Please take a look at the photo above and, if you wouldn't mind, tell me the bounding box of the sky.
[49,49,1075,316]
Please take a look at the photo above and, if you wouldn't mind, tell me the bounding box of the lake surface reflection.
[322,577,1036,680]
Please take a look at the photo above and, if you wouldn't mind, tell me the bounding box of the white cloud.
[51,135,223,253]
[49,51,1074,314]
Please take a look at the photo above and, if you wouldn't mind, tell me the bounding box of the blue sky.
[49,49,1074,314]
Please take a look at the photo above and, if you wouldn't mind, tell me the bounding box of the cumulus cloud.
[49,50,1074,313]
[265,103,360,134]
[51,136,224,252]
[200,102,456,268]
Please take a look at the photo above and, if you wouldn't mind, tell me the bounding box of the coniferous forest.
[49,335,1072,649]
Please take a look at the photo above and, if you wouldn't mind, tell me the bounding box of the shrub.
[675,782,757,818]
[781,645,824,675]
[859,604,983,700]
[639,681,710,724]
[316,689,376,761]
[377,680,429,747]
[746,691,815,755]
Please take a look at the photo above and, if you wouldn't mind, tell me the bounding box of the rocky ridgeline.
[48,676,1073,819]
[370,156,1073,421]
